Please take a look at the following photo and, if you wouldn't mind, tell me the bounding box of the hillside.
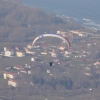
[0,0,83,42]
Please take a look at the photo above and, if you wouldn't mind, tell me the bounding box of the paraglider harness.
[49,62,53,66]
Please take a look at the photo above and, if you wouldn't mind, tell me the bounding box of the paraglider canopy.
[32,34,71,49]
[32,34,71,66]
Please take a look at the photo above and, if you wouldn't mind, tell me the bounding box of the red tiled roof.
[8,79,18,83]
[14,65,24,69]
[4,72,16,76]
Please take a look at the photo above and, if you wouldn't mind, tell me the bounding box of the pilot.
[49,62,53,66]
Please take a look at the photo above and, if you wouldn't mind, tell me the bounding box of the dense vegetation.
[32,76,73,90]
[0,0,83,42]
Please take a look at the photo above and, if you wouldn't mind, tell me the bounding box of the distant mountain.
[22,0,100,23]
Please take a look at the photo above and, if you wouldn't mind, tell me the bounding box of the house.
[84,73,91,76]
[31,57,35,62]
[82,50,90,55]
[8,79,18,87]
[20,69,27,74]
[3,72,16,79]
[41,52,47,55]
[4,47,12,52]
[85,67,90,71]
[16,50,25,57]
[15,46,20,50]
[70,30,85,37]
[94,61,100,65]
[87,43,91,47]
[14,65,24,70]
[56,30,66,36]
[31,56,38,62]
[4,47,7,52]
[25,64,32,68]
[65,50,72,55]
[4,49,14,57]
[27,43,33,49]
[47,70,51,73]
[59,46,66,50]
[25,48,35,55]
[28,70,33,74]
[51,52,57,57]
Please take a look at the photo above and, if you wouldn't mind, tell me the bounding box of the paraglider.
[32,34,71,49]
[32,34,71,66]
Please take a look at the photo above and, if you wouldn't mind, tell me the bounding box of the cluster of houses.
[56,30,90,40]
[3,64,33,87]
[2,29,99,88]
[1,30,94,58]
[3,46,25,57]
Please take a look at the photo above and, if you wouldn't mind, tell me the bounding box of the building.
[16,50,25,57]
[47,70,51,73]
[31,57,35,62]
[59,46,66,50]
[65,50,72,55]
[41,52,47,55]
[31,56,38,62]
[3,72,16,79]
[20,69,27,74]
[25,64,32,68]
[8,79,18,87]
[25,48,35,55]
[51,52,57,57]
[4,47,7,52]
[70,30,85,37]
[15,46,21,51]
[27,43,33,49]
[94,61,100,65]
[14,65,24,70]
[28,70,33,74]
[4,50,14,57]
[56,30,66,36]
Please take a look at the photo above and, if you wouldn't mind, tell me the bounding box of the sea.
[22,0,100,30]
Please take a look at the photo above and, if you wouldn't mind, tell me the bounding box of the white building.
[47,70,51,73]
[41,52,47,55]
[4,47,7,52]
[59,46,66,50]
[31,56,38,62]
[65,50,72,55]
[28,70,33,74]
[16,51,25,57]
[70,30,85,37]
[14,65,24,70]
[84,73,91,76]
[51,52,57,57]
[56,30,66,36]
[94,61,100,65]
[25,48,35,55]
[20,69,27,74]
[8,79,18,87]
[4,50,14,57]
[27,43,33,49]
[25,64,31,68]
[3,72,16,79]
